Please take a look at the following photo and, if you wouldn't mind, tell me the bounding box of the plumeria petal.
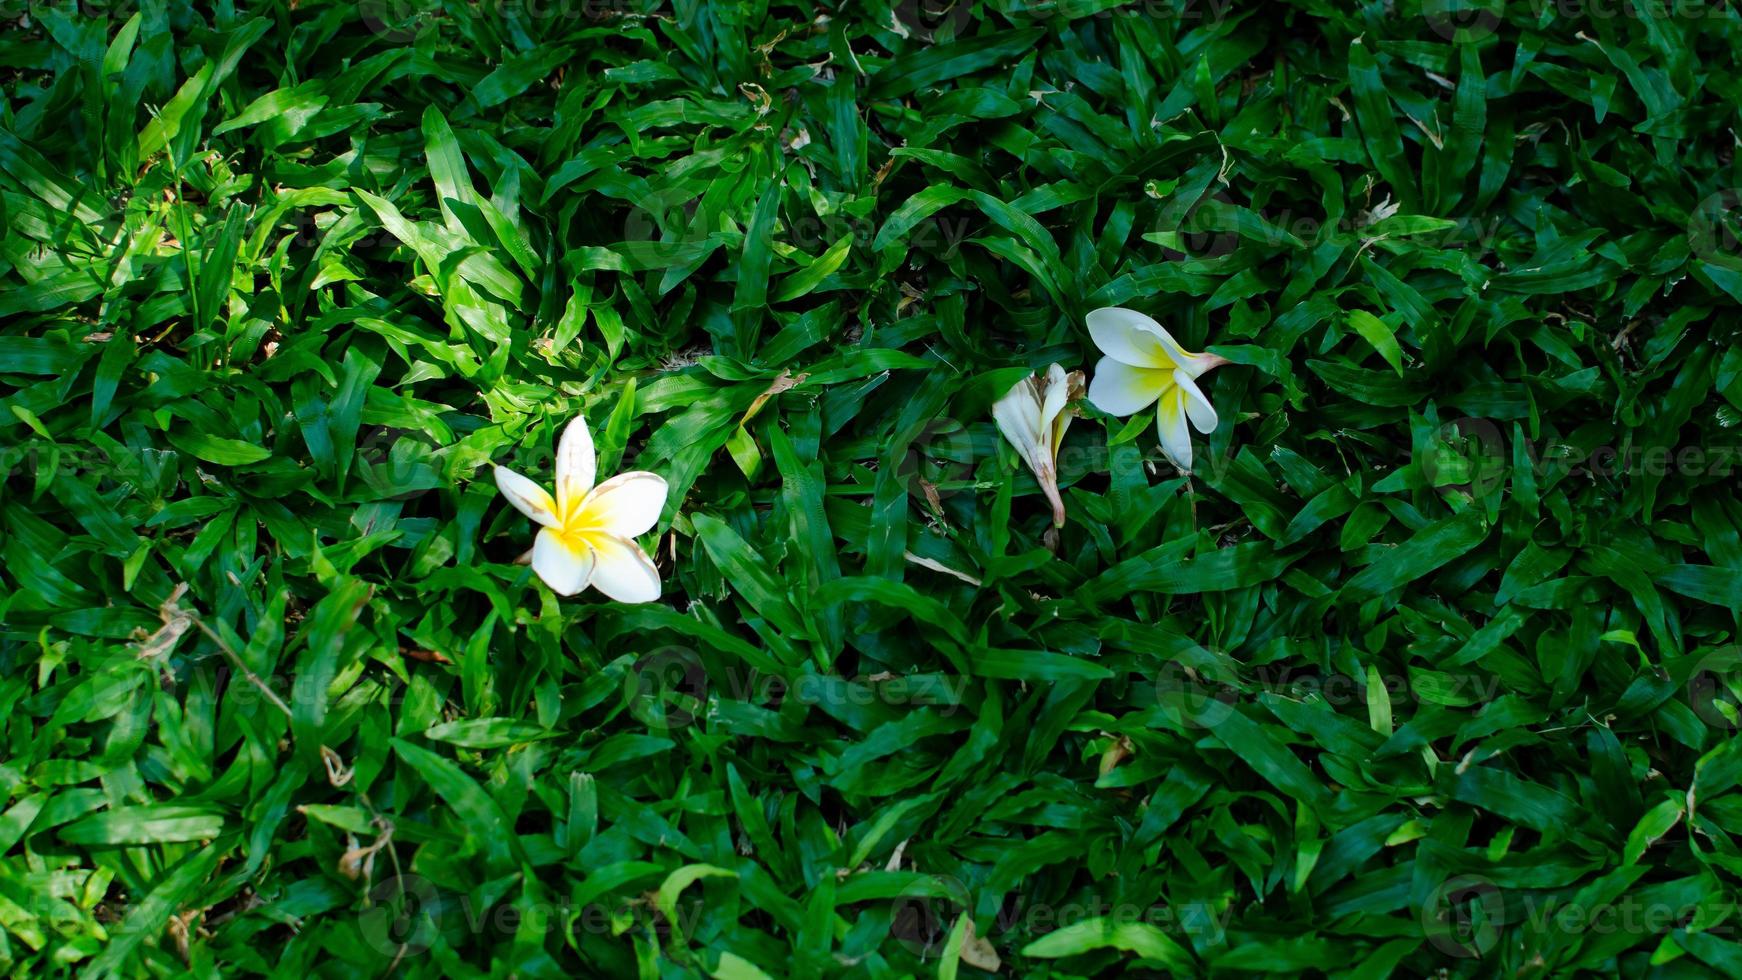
[532,527,594,596]
[577,471,668,539]
[1174,369,1218,434]
[1177,349,1228,379]
[992,378,1046,472]
[1087,356,1171,416]
[1039,363,1071,430]
[994,364,1083,528]
[555,414,596,516]
[584,533,662,603]
[1087,307,1186,369]
[494,466,558,526]
[1051,365,1084,467]
[1156,389,1195,472]
[1087,306,1225,377]
[1051,409,1073,466]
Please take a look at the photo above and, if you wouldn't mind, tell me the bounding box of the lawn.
[4,0,1742,976]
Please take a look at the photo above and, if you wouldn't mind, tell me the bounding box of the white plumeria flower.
[493,415,668,602]
[1084,306,1229,472]
[993,363,1084,527]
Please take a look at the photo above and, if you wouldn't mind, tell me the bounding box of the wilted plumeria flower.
[494,415,667,602]
[1085,306,1230,472]
[993,363,1085,527]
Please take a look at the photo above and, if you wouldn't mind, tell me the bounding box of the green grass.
[4,0,1742,976]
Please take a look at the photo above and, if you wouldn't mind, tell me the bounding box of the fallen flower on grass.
[1084,306,1229,472]
[993,363,1084,527]
[494,415,668,602]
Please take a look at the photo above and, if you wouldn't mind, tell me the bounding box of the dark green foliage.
[3,0,1742,976]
